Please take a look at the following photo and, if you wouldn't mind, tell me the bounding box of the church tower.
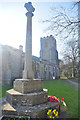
[40,35,58,65]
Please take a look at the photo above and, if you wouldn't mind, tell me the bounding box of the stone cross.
[23,2,35,79]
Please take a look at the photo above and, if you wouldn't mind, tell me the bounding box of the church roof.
[32,55,40,62]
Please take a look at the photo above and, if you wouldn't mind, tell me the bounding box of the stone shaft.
[23,3,35,79]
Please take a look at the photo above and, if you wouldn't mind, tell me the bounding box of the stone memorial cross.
[23,2,35,79]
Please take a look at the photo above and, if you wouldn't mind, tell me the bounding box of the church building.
[0,35,60,85]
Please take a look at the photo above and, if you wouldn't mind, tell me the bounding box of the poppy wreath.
[47,109,58,119]
[48,96,59,102]
[48,96,66,107]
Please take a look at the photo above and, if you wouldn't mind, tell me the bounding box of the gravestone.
[2,2,60,118]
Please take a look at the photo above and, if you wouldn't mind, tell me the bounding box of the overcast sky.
[0,0,77,59]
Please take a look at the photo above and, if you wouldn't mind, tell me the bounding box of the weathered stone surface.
[6,89,48,106]
[23,2,35,79]
[14,79,43,93]
[2,101,60,118]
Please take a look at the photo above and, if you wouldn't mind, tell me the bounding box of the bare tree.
[43,3,79,40]
[42,1,80,78]
[78,1,80,80]
[63,39,78,77]
[59,59,73,78]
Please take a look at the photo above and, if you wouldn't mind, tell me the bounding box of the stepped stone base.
[6,89,48,106]
[2,78,60,118]
[2,101,60,118]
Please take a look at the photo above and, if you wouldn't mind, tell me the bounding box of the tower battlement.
[40,35,56,41]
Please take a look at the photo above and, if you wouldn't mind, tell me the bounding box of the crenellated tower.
[40,35,58,65]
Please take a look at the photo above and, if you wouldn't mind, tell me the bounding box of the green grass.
[0,86,13,98]
[0,79,78,118]
[43,79,78,118]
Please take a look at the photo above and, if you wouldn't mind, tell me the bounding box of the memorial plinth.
[13,79,43,93]
[6,80,48,106]
[3,101,60,118]
[2,78,60,118]
[6,89,48,106]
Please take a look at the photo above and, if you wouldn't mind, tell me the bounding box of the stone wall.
[1,45,23,85]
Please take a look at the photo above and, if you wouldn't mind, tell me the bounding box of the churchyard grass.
[0,86,13,98]
[43,79,78,118]
[0,79,78,118]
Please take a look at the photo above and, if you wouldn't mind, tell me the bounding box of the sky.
[0,0,78,59]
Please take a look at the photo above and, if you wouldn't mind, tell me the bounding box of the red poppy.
[48,96,59,102]
[61,98,64,101]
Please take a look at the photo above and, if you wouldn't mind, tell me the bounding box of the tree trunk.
[72,60,75,78]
